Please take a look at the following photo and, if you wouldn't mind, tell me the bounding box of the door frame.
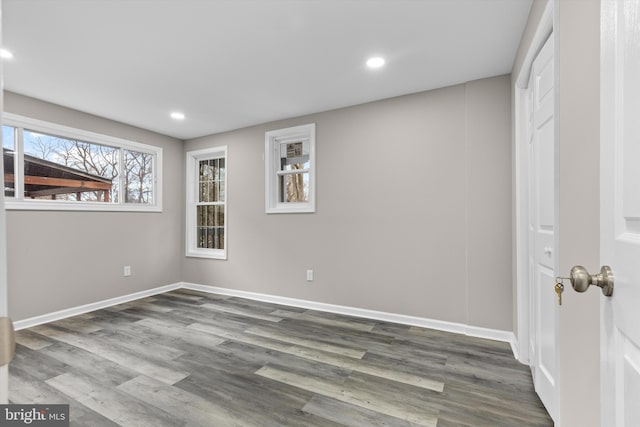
[514,0,553,365]
[599,0,616,418]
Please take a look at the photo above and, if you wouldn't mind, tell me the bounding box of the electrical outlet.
[306,269,314,282]
[123,266,132,277]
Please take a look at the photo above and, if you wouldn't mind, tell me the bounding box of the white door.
[527,32,557,421]
[601,0,640,425]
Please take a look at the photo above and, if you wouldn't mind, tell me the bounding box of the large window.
[265,123,315,213]
[2,114,162,211]
[186,146,227,259]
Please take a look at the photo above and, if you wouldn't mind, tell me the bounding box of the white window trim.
[3,113,163,212]
[265,123,316,214]
[185,146,227,260]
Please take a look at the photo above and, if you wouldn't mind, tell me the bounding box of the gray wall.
[5,76,513,333]
[183,75,513,331]
[4,92,184,321]
[556,0,601,425]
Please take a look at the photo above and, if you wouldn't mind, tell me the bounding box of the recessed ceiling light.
[366,57,385,68]
[170,112,185,120]
[0,49,14,59]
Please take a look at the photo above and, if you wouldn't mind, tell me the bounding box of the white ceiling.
[3,0,532,140]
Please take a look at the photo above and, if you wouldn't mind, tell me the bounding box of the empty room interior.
[0,0,620,426]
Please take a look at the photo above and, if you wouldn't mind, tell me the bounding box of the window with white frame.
[2,113,162,211]
[265,123,315,213]
[186,146,227,259]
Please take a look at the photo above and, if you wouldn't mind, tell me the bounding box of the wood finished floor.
[9,289,552,426]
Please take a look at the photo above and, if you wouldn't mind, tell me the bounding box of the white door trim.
[514,0,553,365]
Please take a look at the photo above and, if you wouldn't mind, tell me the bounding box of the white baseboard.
[13,283,182,331]
[181,282,517,349]
[13,281,517,359]
[510,336,521,363]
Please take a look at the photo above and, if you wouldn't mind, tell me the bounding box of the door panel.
[537,266,555,377]
[528,32,556,420]
[601,0,640,425]
[536,121,554,232]
[620,333,640,425]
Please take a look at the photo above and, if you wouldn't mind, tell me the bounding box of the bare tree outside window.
[124,149,154,204]
[20,129,153,203]
[280,142,309,203]
[284,164,307,202]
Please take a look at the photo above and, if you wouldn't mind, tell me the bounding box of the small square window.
[265,123,315,213]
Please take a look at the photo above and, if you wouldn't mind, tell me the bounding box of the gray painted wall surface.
[465,77,512,329]
[556,0,600,425]
[183,75,513,331]
[4,76,513,333]
[4,92,184,320]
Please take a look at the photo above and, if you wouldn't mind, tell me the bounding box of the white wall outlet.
[306,269,314,282]
[123,266,132,277]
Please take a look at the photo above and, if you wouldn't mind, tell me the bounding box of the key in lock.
[554,282,564,306]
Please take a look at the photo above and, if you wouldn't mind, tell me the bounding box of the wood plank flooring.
[9,289,552,426]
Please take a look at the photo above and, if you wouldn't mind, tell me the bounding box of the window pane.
[217,228,224,249]
[218,158,225,178]
[2,126,13,150]
[279,172,309,203]
[198,158,224,202]
[124,149,153,204]
[3,126,15,197]
[196,204,224,250]
[215,205,224,227]
[218,158,225,202]
[22,129,118,202]
[279,140,310,171]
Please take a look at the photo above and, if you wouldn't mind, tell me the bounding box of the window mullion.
[118,148,125,204]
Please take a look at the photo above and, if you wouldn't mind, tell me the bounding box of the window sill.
[266,204,315,214]
[5,199,162,212]
[186,249,227,260]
